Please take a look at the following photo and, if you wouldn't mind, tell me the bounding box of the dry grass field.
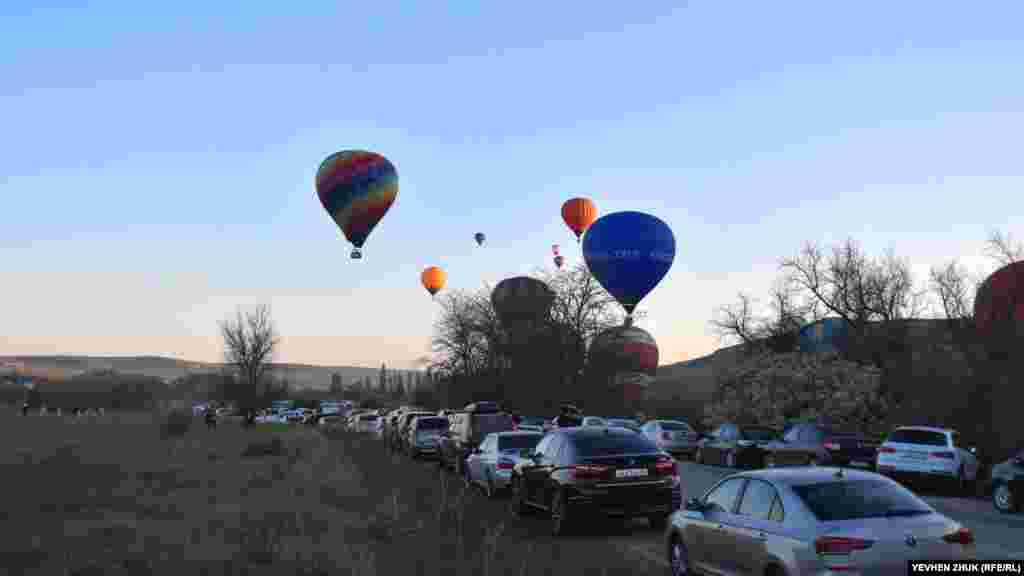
[0,409,661,575]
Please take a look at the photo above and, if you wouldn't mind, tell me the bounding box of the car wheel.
[669,536,691,576]
[725,451,736,468]
[511,476,530,516]
[551,488,572,537]
[764,454,776,468]
[993,482,1019,513]
[649,513,668,530]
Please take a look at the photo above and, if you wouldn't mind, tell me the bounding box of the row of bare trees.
[428,264,631,414]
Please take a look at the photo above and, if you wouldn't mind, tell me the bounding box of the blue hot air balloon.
[582,211,675,317]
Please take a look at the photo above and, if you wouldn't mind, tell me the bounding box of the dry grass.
[0,408,656,575]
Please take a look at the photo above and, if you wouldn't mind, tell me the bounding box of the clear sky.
[2,2,1022,369]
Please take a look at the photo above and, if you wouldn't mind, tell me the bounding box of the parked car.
[696,422,779,469]
[581,416,607,427]
[395,411,436,451]
[509,427,678,536]
[605,418,641,433]
[354,412,383,434]
[763,422,878,468]
[985,448,1023,513]
[641,420,700,459]
[405,415,449,458]
[876,426,980,494]
[438,404,515,474]
[666,467,977,576]
[465,430,544,497]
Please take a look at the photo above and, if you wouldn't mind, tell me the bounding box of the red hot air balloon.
[587,325,659,377]
[561,197,597,243]
[491,276,556,328]
[974,261,1024,336]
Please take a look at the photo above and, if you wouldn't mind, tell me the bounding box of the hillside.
[0,355,416,390]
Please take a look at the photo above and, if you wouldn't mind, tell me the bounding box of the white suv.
[876,426,980,494]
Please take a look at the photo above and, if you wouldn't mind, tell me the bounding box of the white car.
[876,426,980,493]
[354,413,383,434]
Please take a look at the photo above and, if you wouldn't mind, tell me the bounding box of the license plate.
[615,468,649,478]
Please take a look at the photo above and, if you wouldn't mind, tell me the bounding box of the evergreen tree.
[378,363,386,391]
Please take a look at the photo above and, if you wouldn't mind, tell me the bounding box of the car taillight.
[942,527,974,545]
[823,439,841,451]
[497,460,515,470]
[570,464,611,480]
[655,457,675,476]
[931,451,955,459]
[815,536,874,555]
[878,446,896,453]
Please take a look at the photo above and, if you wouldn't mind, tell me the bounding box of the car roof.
[891,426,953,434]
[491,430,543,437]
[554,426,638,439]
[734,467,885,487]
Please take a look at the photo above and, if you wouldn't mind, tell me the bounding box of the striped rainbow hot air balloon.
[315,150,398,259]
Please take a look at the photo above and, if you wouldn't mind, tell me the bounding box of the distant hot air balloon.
[315,150,398,259]
[553,255,564,269]
[552,244,560,256]
[474,232,486,246]
[974,261,1024,336]
[561,197,597,243]
[582,211,675,322]
[491,276,556,329]
[421,266,446,298]
[588,325,659,377]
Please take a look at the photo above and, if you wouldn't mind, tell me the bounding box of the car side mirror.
[684,497,704,512]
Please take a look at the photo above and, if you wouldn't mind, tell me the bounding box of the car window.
[533,435,552,457]
[887,429,948,446]
[658,421,693,432]
[737,479,778,520]
[481,436,495,452]
[554,437,573,464]
[416,417,449,429]
[573,431,660,456]
[792,479,933,521]
[498,434,542,452]
[544,436,564,462]
[704,478,746,514]
[768,495,785,522]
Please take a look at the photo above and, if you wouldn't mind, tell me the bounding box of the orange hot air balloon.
[561,197,597,242]
[421,266,446,297]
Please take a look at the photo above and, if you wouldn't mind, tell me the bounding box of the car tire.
[551,488,572,537]
[511,476,531,516]
[725,451,736,468]
[992,481,1019,513]
[649,513,668,530]
[668,536,691,576]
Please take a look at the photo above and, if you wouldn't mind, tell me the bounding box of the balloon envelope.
[974,261,1024,335]
[561,198,597,240]
[475,232,486,246]
[421,266,446,296]
[315,150,398,253]
[491,276,555,327]
[582,211,675,315]
[588,325,659,377]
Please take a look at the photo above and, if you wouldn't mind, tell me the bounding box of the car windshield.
[416,418,448,429]
[358,414,378,421]
[573,432,659,457]
[792,479,933,521]
[742,427,777,441]
[659,421,693,432]
[887,429,948,446]
[498,435,542,451]
[474,413,514,435]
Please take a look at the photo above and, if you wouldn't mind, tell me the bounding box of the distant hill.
[0,355,417,390]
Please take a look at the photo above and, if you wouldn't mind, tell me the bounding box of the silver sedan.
[665,467,977,576]
[464,431,544,498]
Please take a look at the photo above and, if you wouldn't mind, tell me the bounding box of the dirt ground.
[0,409,664,575]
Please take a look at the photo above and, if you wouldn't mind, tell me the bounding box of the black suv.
[438,403,514,475]
[987,449,1024,514]
[509,427,678,536]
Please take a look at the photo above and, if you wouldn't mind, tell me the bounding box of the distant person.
[21,402,29,417]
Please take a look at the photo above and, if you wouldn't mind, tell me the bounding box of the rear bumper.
[569,483,675,518]
[876,456,957,478]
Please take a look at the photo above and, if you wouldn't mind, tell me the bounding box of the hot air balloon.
[552,244,560,256]
[561,197,597,243]
[974,261,1024,336]
[582,211,675,322]
[491,276,555,328]
[553,255,564,269]
[474,232,486,246]
[587,325,659,377]
[421,266,446,298]
[315,150,398,259]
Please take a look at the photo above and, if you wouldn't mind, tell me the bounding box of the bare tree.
[929,260,973,320]
[219,304,278,399]
[710,292,760,345]
[985,229,1024,266]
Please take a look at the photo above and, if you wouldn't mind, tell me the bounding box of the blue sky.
[2,2,1022,368]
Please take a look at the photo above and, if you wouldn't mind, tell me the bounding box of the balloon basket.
[350,248,362,259]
